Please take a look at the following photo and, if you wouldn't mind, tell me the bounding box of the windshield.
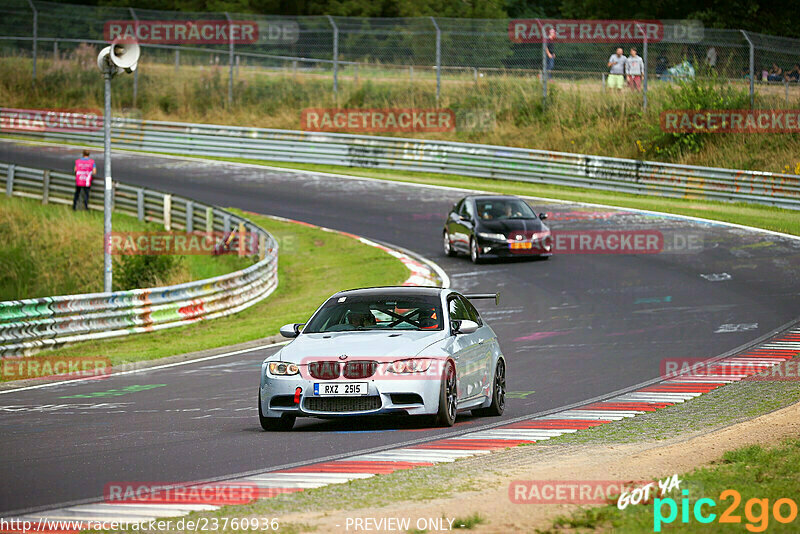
[475,198,537,220]
[304,294,444,333]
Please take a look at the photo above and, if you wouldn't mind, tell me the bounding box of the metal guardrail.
[0,161,279,357]
[5,115,799,210]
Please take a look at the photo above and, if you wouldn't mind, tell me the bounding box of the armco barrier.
[2,113,799,210]
[0,162,278,357]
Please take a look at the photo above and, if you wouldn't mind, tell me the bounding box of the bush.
[646,77,750,158]
[114,255,182,291]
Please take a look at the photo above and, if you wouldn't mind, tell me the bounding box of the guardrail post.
[136,189,144,221]
[238,222,246,257]
[163,194,172,231]
[223,213,231,233]
[327,15,339,99]
[431,17,441,106]
[205,206,213,233]
[42,169,50,204]
[25,0,37,83]
[185,200,194,233]
[741,30,755,109]
[6,164,14,197]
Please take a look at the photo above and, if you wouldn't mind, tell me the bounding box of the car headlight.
[477,232,506,241]
[268,362,299,376]
[531,231,550,241]
[388,358,432,373]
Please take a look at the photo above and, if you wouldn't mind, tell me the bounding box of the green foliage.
[114,255,182,290]
[646,77,750,158]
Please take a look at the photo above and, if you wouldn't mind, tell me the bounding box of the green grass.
[24,210,409,367]
[201,156,800,237]
[542,438,800,533]
[0,194,249,300]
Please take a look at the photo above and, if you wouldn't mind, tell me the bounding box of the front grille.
[308,361,340,380]
[343,360,377,379]
[304,396,382,412]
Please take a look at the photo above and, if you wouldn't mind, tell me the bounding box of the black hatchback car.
[443,195,552,263]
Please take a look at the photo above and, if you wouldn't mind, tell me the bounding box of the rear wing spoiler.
[465,293,499,305]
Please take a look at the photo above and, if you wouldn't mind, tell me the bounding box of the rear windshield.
[304,294,444,333]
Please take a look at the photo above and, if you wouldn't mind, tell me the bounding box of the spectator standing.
[607,47,626,90]
[626,47,644,90]
[545,28,556,78]
[73,149,96,211]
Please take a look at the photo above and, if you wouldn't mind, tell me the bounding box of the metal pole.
[541,21,547,107]
[129,8,139,107]
[431,17,441,106]
[741,30,754,109]
[327,15,338,98]
[53,40,57,61]
[642,30,648,111]
[103,70,113,292]
[26,0,37,83]
[785,79,789,107]
[174,49,179,73]
[225,12,234,106]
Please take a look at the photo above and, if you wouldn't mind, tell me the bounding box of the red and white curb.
[12,326,798,528]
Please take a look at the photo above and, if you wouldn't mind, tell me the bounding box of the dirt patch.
[273,399,800,533]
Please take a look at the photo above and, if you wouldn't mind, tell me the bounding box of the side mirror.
[279,323,304,338]
[452,319,479,335]
[539,212,548,220]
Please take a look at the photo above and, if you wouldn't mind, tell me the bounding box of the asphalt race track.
[2,141,799,515]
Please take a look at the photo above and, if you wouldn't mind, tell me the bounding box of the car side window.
[459,200,474,220]
[448,296,471,322]
[463,298,483,326]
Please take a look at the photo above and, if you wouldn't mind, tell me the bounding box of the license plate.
[510,242,533,249]
[313,382,368,396]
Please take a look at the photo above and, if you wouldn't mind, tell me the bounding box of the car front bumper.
[260,375,442,419]
[476,237,553,257]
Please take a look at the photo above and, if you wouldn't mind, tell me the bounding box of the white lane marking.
[231,480,332,489]
[0,342,287,395]
[245,473,371,482]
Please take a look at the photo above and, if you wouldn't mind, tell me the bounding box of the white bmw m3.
[258,286,506,430]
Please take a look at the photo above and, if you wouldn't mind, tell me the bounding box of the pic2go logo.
[653,489,799,532]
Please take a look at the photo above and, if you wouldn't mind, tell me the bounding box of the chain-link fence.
[2,0,800,109]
